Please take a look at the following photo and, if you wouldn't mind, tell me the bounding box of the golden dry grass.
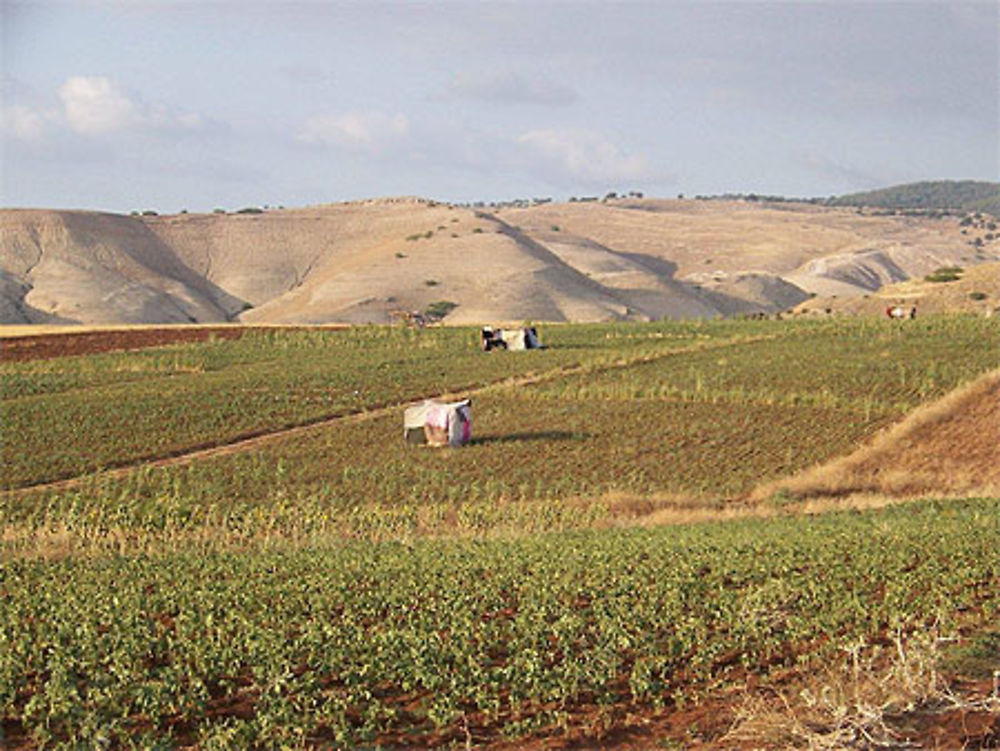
[751,368,1000,503]
[723,628,998,750]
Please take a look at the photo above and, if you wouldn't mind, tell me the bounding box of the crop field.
[2,316,999,748]
[3,500,998,749]
[2,322,776,490]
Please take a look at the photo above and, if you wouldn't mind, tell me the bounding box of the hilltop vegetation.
[828,179,1000,216]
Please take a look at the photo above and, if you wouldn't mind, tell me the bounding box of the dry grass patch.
[751,368,1000,503]
[724,630,1000,750]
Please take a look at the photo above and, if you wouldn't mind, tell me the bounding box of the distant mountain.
[829,180,1000,216]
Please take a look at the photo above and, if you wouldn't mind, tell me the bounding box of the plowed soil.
[0,325,346,362]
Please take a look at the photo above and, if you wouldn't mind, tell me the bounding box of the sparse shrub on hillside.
[395,252,407,259]
[551,225,561,232]
[213,208,226,214]
[424,279,440,287]
[141,210,158,216]
[424,300,458,320]
[970,291,988,301]
[925,267,964,283]
[130,211,139,216]
[472,227,484,234]
[236,207,263,214]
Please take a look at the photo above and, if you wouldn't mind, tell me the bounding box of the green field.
[2,316,999,748]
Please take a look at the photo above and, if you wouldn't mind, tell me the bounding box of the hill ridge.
[2,196,998,325]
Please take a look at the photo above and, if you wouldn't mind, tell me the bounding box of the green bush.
[424,300,458,320]
[969,291,988,301]
[925,266,964,283]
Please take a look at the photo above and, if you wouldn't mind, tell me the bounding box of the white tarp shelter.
[404,399,472,446]
[481,326,543,351]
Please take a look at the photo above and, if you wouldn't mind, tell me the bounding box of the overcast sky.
[2,0,998,213]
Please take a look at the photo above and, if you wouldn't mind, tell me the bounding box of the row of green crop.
[2,321,762,489]
[2,498,997,748]
[6,316,997,492]
[0,320,763,400]
[533,316,1000,415]
[5,316,996,546]
[1,392,880,553]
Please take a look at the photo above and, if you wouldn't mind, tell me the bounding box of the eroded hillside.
[1,197,996,325]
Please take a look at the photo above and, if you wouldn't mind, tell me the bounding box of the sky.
[2,0,998,213]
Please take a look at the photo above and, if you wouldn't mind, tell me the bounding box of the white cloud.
[56,76,208,136]
[298,110,409,152]
[516,128,648,184]
[1,105,48,141]
[58,76,139,135]
[444,71,577,106]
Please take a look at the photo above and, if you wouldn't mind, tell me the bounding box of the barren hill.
[792,260,1000,318]
[2,197,997,326]
[0,209,244,325]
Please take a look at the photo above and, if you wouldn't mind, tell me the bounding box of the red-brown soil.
[0,325,348,362]
[1,326,248,362]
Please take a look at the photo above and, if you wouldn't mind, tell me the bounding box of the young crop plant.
[1,498,997,748]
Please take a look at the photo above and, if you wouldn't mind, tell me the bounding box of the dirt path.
[4,333,781,497]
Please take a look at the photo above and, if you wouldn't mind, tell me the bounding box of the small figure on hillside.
[909,306,917,319]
